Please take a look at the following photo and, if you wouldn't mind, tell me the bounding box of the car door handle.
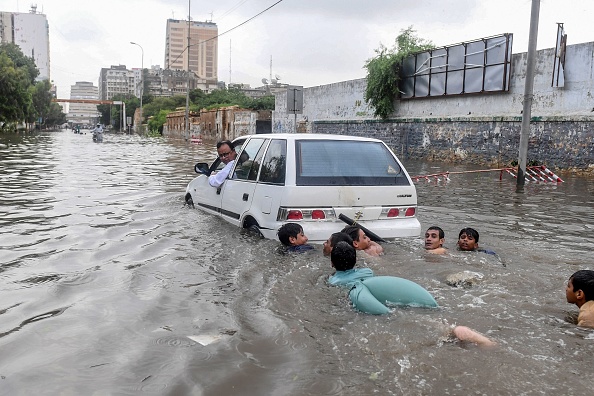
[242,193,249,201]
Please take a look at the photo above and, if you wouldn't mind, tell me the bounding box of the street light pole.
[130,41,144,134]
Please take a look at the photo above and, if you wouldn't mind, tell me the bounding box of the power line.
[217,0,252,21]
[168,0,284,69]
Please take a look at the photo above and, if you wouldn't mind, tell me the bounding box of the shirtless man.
[425,226,447,254]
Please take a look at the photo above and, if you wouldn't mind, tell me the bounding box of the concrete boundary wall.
[273,42,594,170]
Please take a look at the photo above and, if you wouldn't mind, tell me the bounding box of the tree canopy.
[364,27,434,119]
[109,87,275,134]
[0,43,66,131]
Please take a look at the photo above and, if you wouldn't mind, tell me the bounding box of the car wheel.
[184,193,194,208]
[247,222,263,238]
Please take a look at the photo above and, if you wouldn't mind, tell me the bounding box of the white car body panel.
[185,134,421,243]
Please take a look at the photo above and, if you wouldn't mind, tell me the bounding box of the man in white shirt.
[208,140,237,187]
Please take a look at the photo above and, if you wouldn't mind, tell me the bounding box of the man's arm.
[208,161,235,187]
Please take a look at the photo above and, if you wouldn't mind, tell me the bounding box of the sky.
[2,0,594,98]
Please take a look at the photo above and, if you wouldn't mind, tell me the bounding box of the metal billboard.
[400,33,513,99]
[287,86,304,114]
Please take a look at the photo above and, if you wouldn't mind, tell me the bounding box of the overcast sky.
[2,0,593,98]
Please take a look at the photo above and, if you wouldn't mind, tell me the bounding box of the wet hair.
[277,223,303,246]
[458,227,479,243]
[329,232,354,248]
[427,226,444,239]
[341,225,362,242]
[569,270,594,301]
[331,241,357,271]
[216,140,234,151]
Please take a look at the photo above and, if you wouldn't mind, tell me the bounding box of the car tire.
[247,223,263,238]
[185,193,194,208]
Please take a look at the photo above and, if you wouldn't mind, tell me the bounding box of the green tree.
[0,52,32,128]
[147,109,169,134]
[244,95,275,110]
[0,43,39,83]
[364,26,434,119]
[29,79,53,127]
[45,102,67,127]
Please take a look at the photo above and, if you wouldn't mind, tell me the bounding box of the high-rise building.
[164,19,218,81]
[98,65,133,100]
[68,82,99,126]
[0,5,50,81]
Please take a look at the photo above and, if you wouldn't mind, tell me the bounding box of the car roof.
[233,133,383,143]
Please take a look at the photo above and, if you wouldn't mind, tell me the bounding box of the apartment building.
[164,19,218,82]
[67,82,99,126]
[98,65,133,100]
[0,5,50,81]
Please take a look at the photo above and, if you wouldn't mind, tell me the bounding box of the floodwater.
[1,130,593,395]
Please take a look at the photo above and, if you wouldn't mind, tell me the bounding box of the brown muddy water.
[1,130,593,395]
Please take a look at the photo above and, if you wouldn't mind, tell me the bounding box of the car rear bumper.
[260,217,421,243]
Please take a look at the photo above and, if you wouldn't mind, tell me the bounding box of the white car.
[184,133,421,243]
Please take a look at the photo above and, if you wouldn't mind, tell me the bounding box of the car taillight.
[387,208,400,218]
[405,207,416,217]
[287,210,303,220]
[311,210,326,219]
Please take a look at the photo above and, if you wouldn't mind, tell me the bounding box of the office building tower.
[68,82,99,126]
[98,65,133,100]
[164,19,217,81]
[0,5,50,81]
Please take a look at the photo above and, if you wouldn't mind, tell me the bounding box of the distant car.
[184,133,421,242]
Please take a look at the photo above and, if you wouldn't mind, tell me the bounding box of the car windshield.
[295,140,409,186]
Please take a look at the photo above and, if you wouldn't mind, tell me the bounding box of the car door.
[220,138,268,227]
[191,138,247,218]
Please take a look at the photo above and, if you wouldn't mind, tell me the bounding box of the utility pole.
[517,0,540,190]
[130,42,144,134]
[185,0,191,141]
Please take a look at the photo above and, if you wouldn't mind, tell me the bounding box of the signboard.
[552,23,566,87]
[127,117,132,126]
[287,86,303,114]
[400,33,513,99]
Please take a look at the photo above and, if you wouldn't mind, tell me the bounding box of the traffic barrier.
[412,165,563,183]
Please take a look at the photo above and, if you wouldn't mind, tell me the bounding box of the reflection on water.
[0,130,593,395]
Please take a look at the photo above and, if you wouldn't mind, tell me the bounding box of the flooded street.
[1,130,593,395]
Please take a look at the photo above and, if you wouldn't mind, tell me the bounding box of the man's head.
[216,140,237,164]
[341,225,371,251]
[277,223,308,247]
[566,270,594,306]
[425,226,445,250]
[457,227,479,251]
[331,241,357,271]
[323,232,354,256]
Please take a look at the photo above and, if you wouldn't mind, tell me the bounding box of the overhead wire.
[168,0,284,68]
[217,0,252,21]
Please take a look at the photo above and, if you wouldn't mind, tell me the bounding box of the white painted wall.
[396,42,594,118]
[273,41,594,132]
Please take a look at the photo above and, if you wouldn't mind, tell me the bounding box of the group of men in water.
[277,221,594,341]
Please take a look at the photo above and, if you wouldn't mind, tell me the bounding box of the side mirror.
[194,162,211,175]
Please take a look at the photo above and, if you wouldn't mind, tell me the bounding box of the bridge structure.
[52,99,127,130]
[52,99,116,104]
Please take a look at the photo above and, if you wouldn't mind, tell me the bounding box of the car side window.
[259,139,286,185]
[235,138,266,181]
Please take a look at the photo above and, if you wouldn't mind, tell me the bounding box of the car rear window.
[295,140,410,186]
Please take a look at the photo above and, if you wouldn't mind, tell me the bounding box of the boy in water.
[425,226,447,254]
[329,241,496,346]
[457,227,496,255]
[565,270,594,328]
[322,231,353,256]
[277,223,314,253]
[341,225,383,256]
